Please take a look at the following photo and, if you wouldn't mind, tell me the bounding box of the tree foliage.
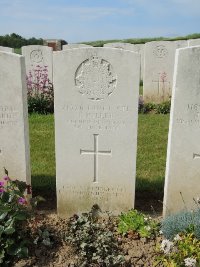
[0,33,43,48]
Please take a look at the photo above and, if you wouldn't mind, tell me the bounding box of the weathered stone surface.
[22,45,53,83]
[54,47,140,217]
[163,46,200,216]
[188,38,200,46]
[0,52,31,184]
[0,46,14,53]
[174,40,188,49]
[143,41,186,103]
[62,44,92,49]
[104,42,144,80]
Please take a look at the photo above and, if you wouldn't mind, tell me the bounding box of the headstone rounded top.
[75,55,117,100]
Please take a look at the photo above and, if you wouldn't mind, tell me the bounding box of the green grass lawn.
[29,113,169,201]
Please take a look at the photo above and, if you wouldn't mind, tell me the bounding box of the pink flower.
[0,181,4,187]
[18,197,26,205]
[3,176,10,181]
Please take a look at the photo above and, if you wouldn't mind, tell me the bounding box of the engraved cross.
[80,134,112,183]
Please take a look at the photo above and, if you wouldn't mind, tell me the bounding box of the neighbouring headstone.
[54,47,140,217]
[104,42,144,80]
[0,46,14,53]
[163,46,200,217]
[174,40,188,49]
[0,52,31,184]
[188,39,200,47]
[143,41,186,103]
[63,44,92,49]
[22,45,53,86]
[104,42,136,51]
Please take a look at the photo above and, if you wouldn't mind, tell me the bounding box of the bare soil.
[13,193,163,267]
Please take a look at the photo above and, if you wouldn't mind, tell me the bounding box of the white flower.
[159,230,163,235]
[174,234,182,241]
[160,239,174,254]
[144,226,151,231]
[144,217,148,221]
[184,257,196,267]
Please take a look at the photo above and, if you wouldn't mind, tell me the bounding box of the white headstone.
[104,42,144,80]
[54,47,140,217]
[22,45,53,84]
[188,39,200,47]
[104,42,136,51]
[143,41,186,103]
[163,46,200,217]
[0,46,14,53]
[0,52,31,184]
[63,44,92,50]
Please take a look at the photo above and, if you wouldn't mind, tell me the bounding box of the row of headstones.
[0,45,200,218]
[2,38,200,104]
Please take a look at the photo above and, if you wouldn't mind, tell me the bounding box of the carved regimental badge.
[75,56,117,100]
[30,49,43,63]
[153,45,168,58]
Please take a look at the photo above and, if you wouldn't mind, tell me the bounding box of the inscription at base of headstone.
[0,52,31,184]
[54,48,140,217]
[163,46,200,217]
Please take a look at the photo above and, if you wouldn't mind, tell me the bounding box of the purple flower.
[0,181,4,187]
[18,197,26,205]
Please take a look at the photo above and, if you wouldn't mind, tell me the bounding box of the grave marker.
[0,52,31,183]
[143,41,186,103]
[163,46,200,216]
[63,44,92,49]
[188,39,200,47]
[54,48,140,217]
[0,46,14,53]
[22,45,53,83]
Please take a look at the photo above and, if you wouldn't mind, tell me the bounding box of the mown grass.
[83,33,200,47]
[14,48,21,54]
[29,113,169,201]
[136,114,169,194]
[29,114,55,196]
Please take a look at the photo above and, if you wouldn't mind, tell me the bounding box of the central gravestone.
[54,48,140,217]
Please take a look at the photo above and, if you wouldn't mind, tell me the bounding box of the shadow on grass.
[31,175,165,214]
[135,176,164,214]
[31,175,56,210]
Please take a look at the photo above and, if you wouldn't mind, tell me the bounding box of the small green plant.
[155,101,171,114]
[118,209,159,238]
[155,232,200,266]
[161,209,200,240]
[0,174,33,265]
[65,208,125,266]
[139,101,171,114]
